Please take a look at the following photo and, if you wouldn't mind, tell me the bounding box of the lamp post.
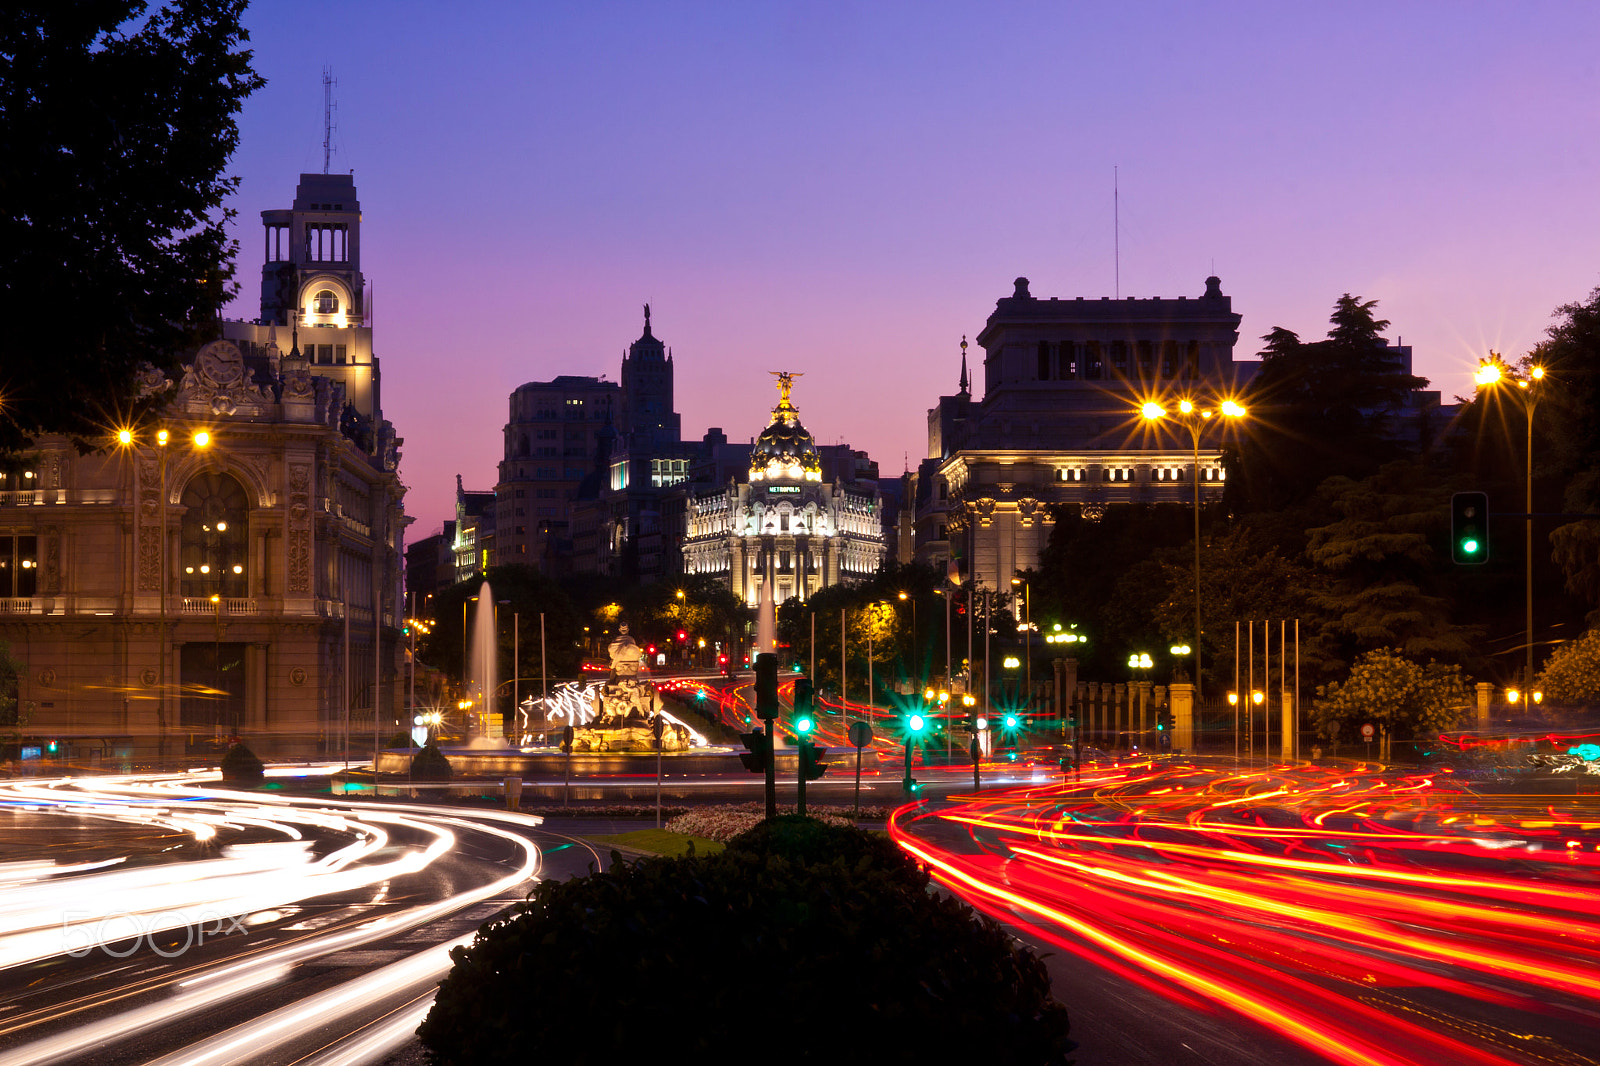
[898,590,916,680]
[1475,356,1545,689]
[1010,577,1031,717]
[116,424,211,764]
[1140,396,1247,702]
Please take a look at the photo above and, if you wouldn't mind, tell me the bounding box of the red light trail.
[890,758,1600,1065]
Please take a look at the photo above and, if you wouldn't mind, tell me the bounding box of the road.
[0,768,604,1066]
[892,755,1600,1066]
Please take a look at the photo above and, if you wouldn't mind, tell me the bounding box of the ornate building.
[1,173,404,765]
[682,374,886,607]
[912,276,1247,589]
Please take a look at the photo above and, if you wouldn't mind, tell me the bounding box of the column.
[1475,682,1493,731]
[1281,693,1295,760]
[1170,683,1195,752]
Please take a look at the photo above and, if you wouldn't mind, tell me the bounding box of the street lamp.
[1475,354,1546,689]
[1140,396,1247,701]
[897,590,917,680]
[1010,577,1031,717]
[114,423,212,763]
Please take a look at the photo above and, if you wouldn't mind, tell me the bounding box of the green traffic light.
[1461,538,1480,555]
[1003,714,1019,730]
[907,714,926,733]
[796,715,814,734]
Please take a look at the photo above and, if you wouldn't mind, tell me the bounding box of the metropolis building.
[682,374,886,606]
[0,172,405,764]
[912,276,1248,590]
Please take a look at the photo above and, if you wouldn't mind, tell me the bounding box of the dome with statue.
[749,371,822,482]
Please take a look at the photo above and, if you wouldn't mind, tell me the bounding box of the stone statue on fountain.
[569,624,692,752]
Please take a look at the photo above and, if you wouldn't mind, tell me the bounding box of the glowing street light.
[1140,395,1248,699]
[1475,353,1546,688]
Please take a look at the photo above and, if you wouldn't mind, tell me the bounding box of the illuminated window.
[0,535,38,597]
[179,473,248,596]
[314,289,339,315]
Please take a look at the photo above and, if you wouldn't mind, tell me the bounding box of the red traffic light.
[647,645,657,655]
[677,630,687,641]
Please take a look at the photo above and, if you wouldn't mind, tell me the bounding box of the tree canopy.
[1312,648,1467,744]
[1230,295,1429,513]
[0,2,264,452]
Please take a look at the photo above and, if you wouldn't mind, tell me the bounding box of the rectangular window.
[1084,342,1103,380]
[1059,344,1076,380]
[336,344,347,364]
[1137,340,1153,374]
[318,344,333,364]
[1161,340,1178,378]
[1185,341,1201,380]
[514,489,525,498]
[1111,341,1129,375]
[0,535,35,597]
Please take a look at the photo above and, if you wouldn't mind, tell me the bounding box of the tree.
[0,2,265,453]
[1230,295,1429,513]
[1536,627,1600,704]
[1303,461,1477,668]
[1312,648,1468,745]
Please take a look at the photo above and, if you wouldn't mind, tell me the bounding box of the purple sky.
[221,2,1600,537]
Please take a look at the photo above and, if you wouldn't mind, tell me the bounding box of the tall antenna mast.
[322,67,337,174]
[1114,165,1120,300]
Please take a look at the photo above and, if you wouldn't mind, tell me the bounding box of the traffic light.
[677,630,687,642]
[739,729,770,773]
[798,739,829,781]
[1002,713,1021,731]
[1451,491,1489,565]
[903,714,928,798]
[754,653,779,719]
[793,676,814,720]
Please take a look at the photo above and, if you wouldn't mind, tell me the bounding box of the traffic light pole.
[797,739,809,817]
[764,718,777,820]
[755,653,778,820]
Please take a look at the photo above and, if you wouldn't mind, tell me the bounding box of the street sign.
[848,721,874,748]
[1360,722,1375,740]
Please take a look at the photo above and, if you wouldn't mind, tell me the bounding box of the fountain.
[468,582,501,740]
[756,562,777,656]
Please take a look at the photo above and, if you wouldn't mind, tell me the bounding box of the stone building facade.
[913,276,1248,589]
[681,374,886,607]
[1,173,404,765]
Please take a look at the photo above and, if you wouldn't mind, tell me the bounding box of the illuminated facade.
[0,173,405,764]
[913,276,1246,589]
[682,375,886,606]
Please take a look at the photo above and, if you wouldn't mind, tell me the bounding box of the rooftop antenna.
[322,67,338,174]
[1114,165,1120,300]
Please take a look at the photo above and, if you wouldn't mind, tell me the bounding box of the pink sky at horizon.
[219,2,1600,539]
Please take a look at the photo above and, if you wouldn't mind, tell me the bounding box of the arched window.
[314,289,339,315]
[180,472,249,597]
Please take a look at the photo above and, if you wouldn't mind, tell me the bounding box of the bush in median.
[219,742,264,786]
[419,817,1074,1065]
[410,741,452,780]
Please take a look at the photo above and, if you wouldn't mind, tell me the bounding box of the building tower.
[618,304,681,450]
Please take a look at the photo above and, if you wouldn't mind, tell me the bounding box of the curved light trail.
[0,769,548,1066]
[891,757,1600,1066]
